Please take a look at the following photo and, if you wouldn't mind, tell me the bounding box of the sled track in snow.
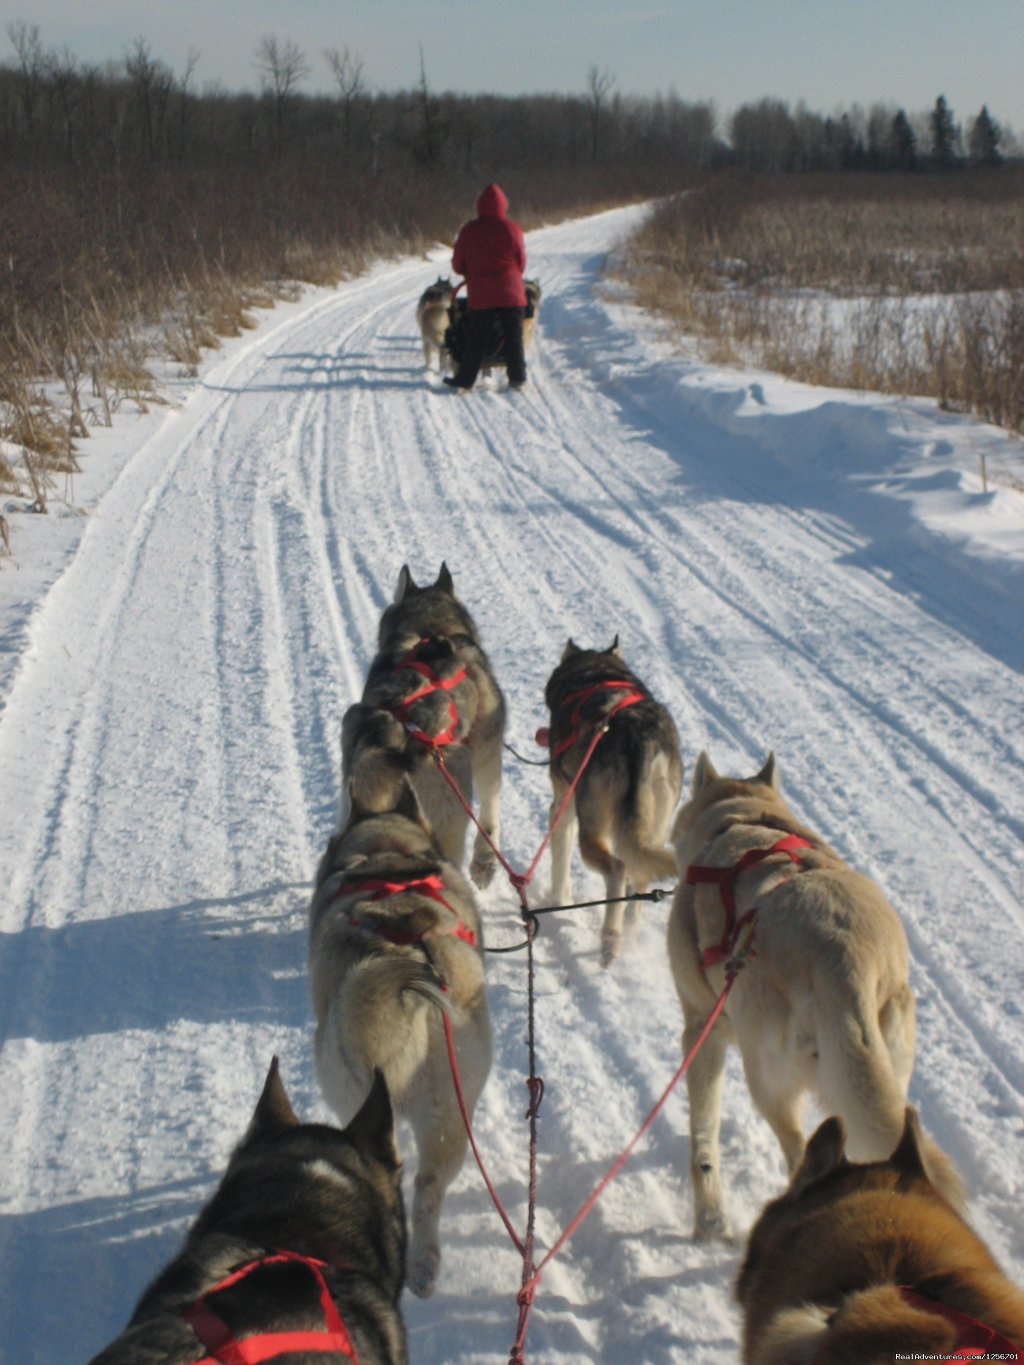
[1,205,1022,1362]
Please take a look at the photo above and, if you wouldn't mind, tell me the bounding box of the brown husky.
[342,563,506,888]
[737,1108,1024,1364]
[544,637,682,967]
[667,750,964,1238]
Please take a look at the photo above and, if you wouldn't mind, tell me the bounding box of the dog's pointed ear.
[394,565,415,602]
[561,637,579,661]
[435,561,454,593]
[890,1107,929,1180]
[754,752,779,788]
[789,1115,847,1197]
[692,751,718,792]
[346,1069,399,1168]
[607,634,621,657]
[248,1057,300,1139]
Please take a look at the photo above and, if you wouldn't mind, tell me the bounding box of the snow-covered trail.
[0,203,1021,1364]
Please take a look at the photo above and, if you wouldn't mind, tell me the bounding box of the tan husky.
[416,277,454,371]
[544,638,682,967]
[309,782,491,1300]
[667,750,964,1238]
[737,1108,1024,1364]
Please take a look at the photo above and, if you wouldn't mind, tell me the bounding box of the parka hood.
[476,183,509,218]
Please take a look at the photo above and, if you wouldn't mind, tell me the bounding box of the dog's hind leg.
[683,1006,732,1238]
[577,826,627,967]
[548,779,576,909]
[469,733,502,888]
[744,1060,807,1175]
[405,1017,489,1299]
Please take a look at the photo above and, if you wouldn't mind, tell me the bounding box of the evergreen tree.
[888,109,917,170]
[929,94,957,168]
[968,105,1001,166]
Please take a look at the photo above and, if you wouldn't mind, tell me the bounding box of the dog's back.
[309,808,485,1103]
[737,1109,1024,1365]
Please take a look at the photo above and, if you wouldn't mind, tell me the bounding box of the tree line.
[728,94,1011,174]
[1,23,1015,179]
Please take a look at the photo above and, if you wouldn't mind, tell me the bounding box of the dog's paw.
[693,1210,732,1241]
[470,845,497,889]
[600,931,622,968]
[407,1243,441,1299]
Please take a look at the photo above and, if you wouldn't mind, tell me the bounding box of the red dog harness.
[342,874,477,948]
[184,1251,356,1363]
[388,639,467,747]
[686,833,814,973]
[898,1286,1023,1360]
[538,680,648,758]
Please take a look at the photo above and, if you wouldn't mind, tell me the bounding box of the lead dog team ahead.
[90,562,1024,1364]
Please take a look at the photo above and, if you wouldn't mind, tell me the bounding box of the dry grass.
[623,170,1024,435]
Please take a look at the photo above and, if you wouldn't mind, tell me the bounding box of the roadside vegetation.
[1,19,1021,538]
[621,170,1024,441]
[0,34,715,516]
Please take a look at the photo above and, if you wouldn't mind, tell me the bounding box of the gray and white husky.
[416,277,454,372]
[309,783,491,1300]
[544,637,683,967]
[342,562,506,888]
[89,1059,407,1365]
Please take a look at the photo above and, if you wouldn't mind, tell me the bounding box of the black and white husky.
[89,1060,407,1365]
[543,637,683,967]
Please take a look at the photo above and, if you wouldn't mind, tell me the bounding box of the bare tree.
[7,20,44,148]
[324,44,365,148]
[175,48,200,158]
[125,38,174,159]
[414,43,440,165]
[254,34,310,149]
[586,65,616,162]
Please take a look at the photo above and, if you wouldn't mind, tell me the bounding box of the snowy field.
[0,203,1022,1363]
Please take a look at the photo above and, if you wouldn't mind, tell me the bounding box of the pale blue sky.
[4,0,1022,135]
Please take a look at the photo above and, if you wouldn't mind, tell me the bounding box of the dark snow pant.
[453,306,526,388]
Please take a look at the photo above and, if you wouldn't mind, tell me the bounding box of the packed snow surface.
[1,204,1022,1363]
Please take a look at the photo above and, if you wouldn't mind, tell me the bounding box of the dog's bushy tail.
[815,975,913,1158]
[752,1285,958,1365]
[814,974,967,1212]
[321,956,451,1099]
[621,747,680,886]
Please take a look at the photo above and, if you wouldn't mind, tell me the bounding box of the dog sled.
[443,278,541,376]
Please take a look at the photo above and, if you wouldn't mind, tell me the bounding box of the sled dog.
[544,637,682,967]
[521,278,542,353]
[416,276,454,372]
[667,751,965,1239]
[309,783,491,1299]
[737,1107,1024,1364]
[342,562,506,888]
[89,1059,407,1365]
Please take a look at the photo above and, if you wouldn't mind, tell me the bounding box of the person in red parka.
[445,183,528,392]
